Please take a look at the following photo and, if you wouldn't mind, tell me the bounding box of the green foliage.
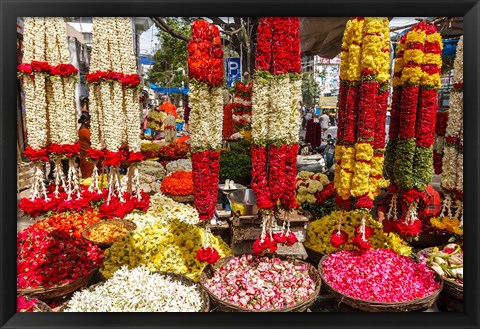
[413,146,434,191]
[219,141,252,183]
[303,198,336,221]
[147,18,194,88]
[301,72,320,108]
[384,140,397,180]
[393,139,416,190]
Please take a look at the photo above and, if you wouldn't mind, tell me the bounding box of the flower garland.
[222,102,235,138]
[188,20,223,227]
[433,111,448,174]
[437,35,463,227]
[18,17,82,202]
[231,81,253,133]
[384,22,443,237]
[87,18,144,201]
[250,17,302,254]
[331,17,391,251]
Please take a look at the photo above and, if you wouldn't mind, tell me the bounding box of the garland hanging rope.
[383,22,443,237]
[18,17,81,203]
[250,17,302,254]
[86,17,143,202]
[331,17,392,251]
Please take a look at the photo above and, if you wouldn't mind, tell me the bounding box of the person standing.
[320,109,330,135]
[78,112,94,179]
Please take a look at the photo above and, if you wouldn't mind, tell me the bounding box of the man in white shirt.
[320,110,330,134]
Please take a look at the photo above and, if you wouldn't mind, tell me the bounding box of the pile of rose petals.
[321,249,440,303]
[204,255,316,311]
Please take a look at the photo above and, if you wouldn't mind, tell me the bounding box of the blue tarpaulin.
[393,36,459,58]
[139,56,156,65]
[149,83,189,95]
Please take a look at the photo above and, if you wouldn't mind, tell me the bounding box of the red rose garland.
[251,17,302,254]
[192,150,221,221]
[222,103,235,138]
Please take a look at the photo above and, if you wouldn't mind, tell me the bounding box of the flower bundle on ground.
[204,255,316,311]
[250,17,302,254]
[188,20,223,223]
[384,22,443,237]
[87,17,144,202]
[160,170,194,196]
[100,216,232,282]
[321,249,440,302]
[31,210,101,240]
[305,210,412,256]
[17,226,104,289]
[18,17,81,202]
[64,265,205,312]
[438,35,463,229]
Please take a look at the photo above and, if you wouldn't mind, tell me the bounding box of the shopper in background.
[320,109,330,134]
[78,112,94,179]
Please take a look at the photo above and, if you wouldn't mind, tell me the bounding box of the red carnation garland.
[433,111,448,174]
[222,103,235,138]
[268,144,287,202]
[251,145,275,210]
[192,150,221,221]
[254,17,274,72]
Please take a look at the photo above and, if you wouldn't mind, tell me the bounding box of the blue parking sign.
[226,58,242,87]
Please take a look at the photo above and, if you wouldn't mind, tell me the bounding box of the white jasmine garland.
[268,77,290,143]
[251,77,270,144]
[456,152,463,193]
[189,82,223,150]
[164,114,177,143]
[124,88,142,152]
[441,145,458,191]
[22,17,35,63]
[287,77,302,144]
[166,159,192,175]
[445,91,463,139]
[64,265,205,312]
[453,36,463,84]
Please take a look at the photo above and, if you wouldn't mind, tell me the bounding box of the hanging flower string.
[330,17,390,251]
[384,22,443,237]
[434,35,463,229]
[251,17,302,253]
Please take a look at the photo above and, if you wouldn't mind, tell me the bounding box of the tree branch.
[150,17,189,42]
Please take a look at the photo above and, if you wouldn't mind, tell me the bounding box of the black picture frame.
[1,0,479,328]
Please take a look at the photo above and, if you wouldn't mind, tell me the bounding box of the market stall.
[16,15,464,313]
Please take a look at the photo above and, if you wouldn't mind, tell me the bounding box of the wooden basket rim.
[318,254,444,309]
[199,255,322,312]
[17,268,98,295]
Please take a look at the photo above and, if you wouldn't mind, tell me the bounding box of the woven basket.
[17,268,98,301]
[165,194,194,203]
[60,271,209,312]
[18,295,53,312]
[304,246,325,265]
[82,219,137,249]
[318,255,443,312]
[199,255,321,312]
[416,247,463,300]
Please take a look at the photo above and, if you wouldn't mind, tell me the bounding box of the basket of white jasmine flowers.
[61,265,209,312]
